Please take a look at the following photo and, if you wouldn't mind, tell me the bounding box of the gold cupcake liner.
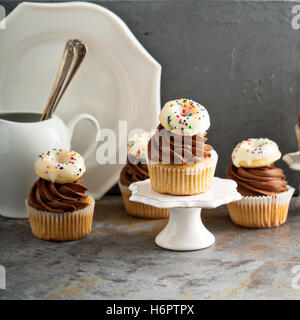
[297,136,300,152]
[118,181,168,219]
[295,125,300,151]
[26,197,95,241]
[147,151,218,195]
[227,187,294,228]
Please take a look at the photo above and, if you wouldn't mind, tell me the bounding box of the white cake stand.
[283,152,300,171]
[282,151,300,196]
[129,177,242,251]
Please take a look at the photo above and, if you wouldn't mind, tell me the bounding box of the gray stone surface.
[1,0,300,194]
[1,0,300,301]
[1,196,300,300]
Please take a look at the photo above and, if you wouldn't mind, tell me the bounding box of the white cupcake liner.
[118,180,168,218]
[227,186,295,228]
[148,150,218,195]
[118,180,132,197]
[238,186,295,207]
[26,197,95,241]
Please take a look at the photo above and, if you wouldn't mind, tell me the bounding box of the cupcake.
[147,98,218,195]
[226,138,295,228]
[295,116,300,151]
[118,132,168,219]
[26,148,95,241]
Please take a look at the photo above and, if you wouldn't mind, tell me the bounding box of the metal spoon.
[40,39,87,121]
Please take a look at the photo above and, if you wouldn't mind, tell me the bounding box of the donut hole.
[177,105,192,117]
[57,151,71,165]
[176,100,202,118]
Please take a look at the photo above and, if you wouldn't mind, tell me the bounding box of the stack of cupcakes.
[26,148,95,241]
[119,132,168,218]
[148,98,217,195]
[226,138,294,228]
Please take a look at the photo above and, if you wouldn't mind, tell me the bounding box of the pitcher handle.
[67,113,101,159]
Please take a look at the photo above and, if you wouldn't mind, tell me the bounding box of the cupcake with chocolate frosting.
[226,138,294,228]
[148,98,218,195]
[118,132,168,219]
[26,148,94,241]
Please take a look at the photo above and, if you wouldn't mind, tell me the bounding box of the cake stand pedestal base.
[129,177,241,252]
[155,208,215,251]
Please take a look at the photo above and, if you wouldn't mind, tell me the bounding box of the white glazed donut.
[232,138,281,168]
[127,131,154,160]
[159,98,210,136]
[34,148,86,184]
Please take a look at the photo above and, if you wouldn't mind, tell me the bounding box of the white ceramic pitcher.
[0,111,100,218]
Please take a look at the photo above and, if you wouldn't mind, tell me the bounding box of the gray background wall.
[2,0,300,194]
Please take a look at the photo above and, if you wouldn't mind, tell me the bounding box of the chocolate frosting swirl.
[120,156,149,187]
[28,178,89,213]
[148,124,213,164]
[226,163,288,196]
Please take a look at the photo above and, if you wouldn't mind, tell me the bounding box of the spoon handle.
[40,39,87,121]
[40,40,75,121]
[50,40,87,116]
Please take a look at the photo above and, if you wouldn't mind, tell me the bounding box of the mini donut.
[127,131,154,160]
[34,148,86,184]
[159,98,210,136]
[232,138,281,168]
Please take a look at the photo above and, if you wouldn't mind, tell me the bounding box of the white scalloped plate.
[282,151,300,171]
[0,2,161,199]
[129,177,242,209]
